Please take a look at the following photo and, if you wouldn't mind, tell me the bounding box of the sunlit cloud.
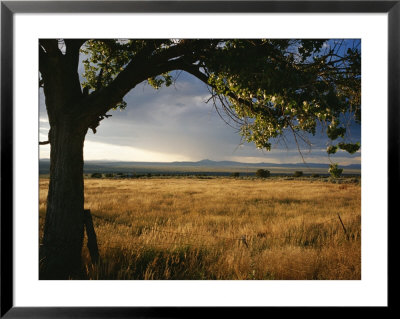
[83,140,191,162]
[40,139,193,162]
[39,68,361,165]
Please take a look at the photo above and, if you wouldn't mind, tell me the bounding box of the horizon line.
[39,158,361,166]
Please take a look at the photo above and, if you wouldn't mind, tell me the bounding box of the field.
[39,177,361,280]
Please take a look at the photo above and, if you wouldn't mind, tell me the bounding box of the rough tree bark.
[39,39,90,279]
[38,39,360,279]
[39,39,206,279]
[40,120,88,279]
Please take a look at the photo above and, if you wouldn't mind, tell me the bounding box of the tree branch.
[64,39,88,52]
[77,41,219,126]
[39,44,48,74]
[80,49,198,120]
[181,64,256,113]
[39,39,62,56]
[64,39,88,70]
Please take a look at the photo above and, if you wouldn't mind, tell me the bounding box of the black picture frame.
[1,1,396,317]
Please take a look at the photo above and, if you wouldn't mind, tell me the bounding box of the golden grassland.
[39,177,361,280]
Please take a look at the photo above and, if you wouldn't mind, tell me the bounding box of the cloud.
[39,69,361,165]
[83,140,192,162]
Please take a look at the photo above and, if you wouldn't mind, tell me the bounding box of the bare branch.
[182,64,257,115]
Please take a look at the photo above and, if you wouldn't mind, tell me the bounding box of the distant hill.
[171,159,361,169]
[39,159,361,176]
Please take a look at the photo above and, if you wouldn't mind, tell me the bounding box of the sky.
[39,47,361,165]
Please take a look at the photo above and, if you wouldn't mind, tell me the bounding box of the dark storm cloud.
[40,70,361,164]
[83,72,249,160]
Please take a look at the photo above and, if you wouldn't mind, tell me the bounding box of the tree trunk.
[40,119,88,279]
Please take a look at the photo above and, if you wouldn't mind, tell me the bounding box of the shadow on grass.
[84,246,218,280]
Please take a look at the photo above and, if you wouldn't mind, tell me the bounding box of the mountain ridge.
[39,158,361,176]
[39,158,360,169]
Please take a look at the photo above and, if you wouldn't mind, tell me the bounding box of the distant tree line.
[89,167,345,180]
[256,169,271,178]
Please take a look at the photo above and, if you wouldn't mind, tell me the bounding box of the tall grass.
[39,177,361,280]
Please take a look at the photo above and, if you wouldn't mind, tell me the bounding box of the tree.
[255,169,270,178]
[293,171,303,178]
[329,163,343,178]
[39,39,360,279]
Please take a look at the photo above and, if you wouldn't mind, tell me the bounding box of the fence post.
[337,213,350,240]
[84,209,100,264]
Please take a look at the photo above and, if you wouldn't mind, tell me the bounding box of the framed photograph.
[1,0,395,317]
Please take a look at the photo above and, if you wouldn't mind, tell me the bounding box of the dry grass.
[39,177,361,280]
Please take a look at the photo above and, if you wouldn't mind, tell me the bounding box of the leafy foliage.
[327,123,346,140]
[78,39,361,155]
[255,169,271,178]
[327,145,338,154]
[202,40,360,152]
[38,38,361,279]
[327,142,360,155]
[329,163,343,178]
[293,171,303,177]
[338,142,360,154]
